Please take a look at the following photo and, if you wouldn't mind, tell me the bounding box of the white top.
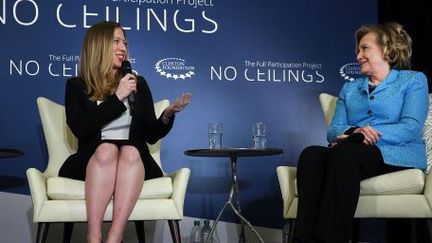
[97,99,132,140]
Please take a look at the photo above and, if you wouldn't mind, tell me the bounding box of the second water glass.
[253,122,267,149]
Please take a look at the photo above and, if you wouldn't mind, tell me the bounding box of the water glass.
[208,123,223,149]
[253,122,267,149]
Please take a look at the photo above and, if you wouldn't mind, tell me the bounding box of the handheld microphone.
[337,132,365,145]
[121,60,135,115]
[346,132,365,143]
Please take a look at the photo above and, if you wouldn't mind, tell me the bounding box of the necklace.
[368,80,379,87]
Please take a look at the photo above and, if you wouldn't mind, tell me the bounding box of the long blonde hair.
[79,21,126,101]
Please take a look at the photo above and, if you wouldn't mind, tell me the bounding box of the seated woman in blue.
[294,22,429,243]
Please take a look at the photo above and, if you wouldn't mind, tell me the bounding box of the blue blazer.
[328,69,429,169]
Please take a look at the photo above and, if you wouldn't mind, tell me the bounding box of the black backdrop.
[379,0,432,92]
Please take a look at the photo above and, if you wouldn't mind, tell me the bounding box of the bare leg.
[107,145,145,243]
[85,143,119,243]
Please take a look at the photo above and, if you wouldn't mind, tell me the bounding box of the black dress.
[59,76,174,181]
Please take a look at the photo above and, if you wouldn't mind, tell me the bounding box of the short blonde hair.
[355,22,412,69]
[79,21,127,101]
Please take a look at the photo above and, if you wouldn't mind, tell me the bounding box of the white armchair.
[27,97,191,243]
[277,93,432,242]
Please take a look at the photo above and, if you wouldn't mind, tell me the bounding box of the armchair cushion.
[47,176,173,200]
[359,169,425,195]
[294,169,425,196]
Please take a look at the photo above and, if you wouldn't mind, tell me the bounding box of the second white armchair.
[277,93,432,242]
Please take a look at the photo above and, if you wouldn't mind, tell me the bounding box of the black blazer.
[59,76,174,180]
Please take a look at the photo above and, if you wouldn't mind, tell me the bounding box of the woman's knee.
[328,143,363,170]
[92,143,118,165]
[119,146,142,165]
[329,143,359,161]
[298,145,328,169]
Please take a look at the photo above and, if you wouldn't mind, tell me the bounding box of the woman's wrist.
[163,110,173,118]
[161,111,173,124]
[114,91,125,101]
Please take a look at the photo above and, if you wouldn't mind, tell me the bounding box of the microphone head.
[121,60,132,75]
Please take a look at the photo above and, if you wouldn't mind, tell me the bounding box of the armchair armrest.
[277,166,297,218]
[423,170,432,207]
[26,168,48,222]
[167,168,191,218]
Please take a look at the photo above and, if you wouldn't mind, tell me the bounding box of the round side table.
[185,147,283,243]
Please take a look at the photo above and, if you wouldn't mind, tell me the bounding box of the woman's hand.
[115,74,137,101]
[163,93,192,118]
[354,125,382,145]
[336,134,349,141]
[328,134,349,147]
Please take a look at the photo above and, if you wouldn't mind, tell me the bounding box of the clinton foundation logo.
[155,58,195,80]
[339,63,362,81]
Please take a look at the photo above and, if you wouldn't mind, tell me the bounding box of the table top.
[184,147,283,157]
[0,148,24,159]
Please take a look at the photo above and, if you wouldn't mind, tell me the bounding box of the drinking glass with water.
[208,123,223,149]
[253,122,267,149]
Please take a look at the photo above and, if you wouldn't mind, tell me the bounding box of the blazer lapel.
[371,69,398,94]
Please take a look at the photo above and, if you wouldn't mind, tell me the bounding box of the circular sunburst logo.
[339,62,362,81]
[155,57,195,80]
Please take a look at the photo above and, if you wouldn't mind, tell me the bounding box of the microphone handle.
[128,92,135,115]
